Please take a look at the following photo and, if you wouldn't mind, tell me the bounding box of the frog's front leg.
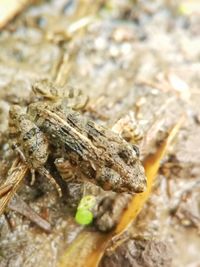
[37,166,62,197]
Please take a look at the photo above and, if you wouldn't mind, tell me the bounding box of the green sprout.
[75,195,96,225]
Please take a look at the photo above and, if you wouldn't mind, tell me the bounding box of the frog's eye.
[118,147,134,164]
[118,149,129,163]
[118,145,139,165]
[75,195,96,225]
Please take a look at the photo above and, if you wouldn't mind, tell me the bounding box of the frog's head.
[117,143,147,193]
[97,162,146,194]
[97,142,147,194]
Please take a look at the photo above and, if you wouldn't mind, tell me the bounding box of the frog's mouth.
[117,180,147,194]
[130,180,147,193]
[101,174,147,194]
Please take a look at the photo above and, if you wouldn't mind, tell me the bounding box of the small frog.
[28,102,146,194]
[9,80,146,196]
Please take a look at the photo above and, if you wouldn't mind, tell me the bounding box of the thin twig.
[0,158,28,215]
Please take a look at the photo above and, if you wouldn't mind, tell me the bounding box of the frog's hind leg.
[54,158,76,182]
[37,166,62,197]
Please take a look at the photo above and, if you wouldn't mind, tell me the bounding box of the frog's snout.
[132,179,147,193]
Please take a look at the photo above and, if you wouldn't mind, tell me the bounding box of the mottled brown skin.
[28,102,147,194]
[9,105,49,170]
[9,105,62,196]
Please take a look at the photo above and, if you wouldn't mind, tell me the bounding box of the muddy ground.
[0,1,200,267]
